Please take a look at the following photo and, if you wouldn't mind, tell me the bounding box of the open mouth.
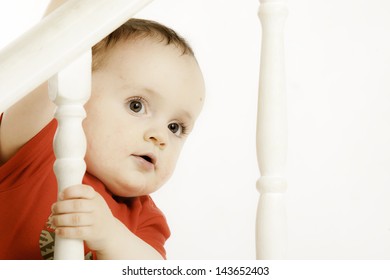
[140,155,153,164]
[133,153,156,166]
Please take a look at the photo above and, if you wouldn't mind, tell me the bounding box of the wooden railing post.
[256,0,288,259]
[49,51,91,260]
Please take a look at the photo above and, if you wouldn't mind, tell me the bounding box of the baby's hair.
[92,18,194,71]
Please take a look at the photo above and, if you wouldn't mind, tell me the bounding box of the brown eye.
[129,100,145,113]
[168,123,182,136]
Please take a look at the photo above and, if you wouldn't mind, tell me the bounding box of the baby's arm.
[50,185,164,260]
[0,0,65,163]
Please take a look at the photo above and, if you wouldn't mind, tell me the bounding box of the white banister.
[256,0,288,259]
[0,0,153,113]
[49,51,91,260]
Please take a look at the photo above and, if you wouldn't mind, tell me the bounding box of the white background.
[0,0,389,259]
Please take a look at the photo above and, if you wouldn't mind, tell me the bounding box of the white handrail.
[256,0,288,259]
[0,0,153,113]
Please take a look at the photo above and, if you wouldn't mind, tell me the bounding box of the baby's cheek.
[158,165,174,185]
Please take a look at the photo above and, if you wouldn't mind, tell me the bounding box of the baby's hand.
[50,184,115,252]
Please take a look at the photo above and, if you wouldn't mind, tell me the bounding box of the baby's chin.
[92,168,171,198]
[106,180,162,198]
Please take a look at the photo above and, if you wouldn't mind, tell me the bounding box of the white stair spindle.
[49,51,92,260]
[256,0,288,259]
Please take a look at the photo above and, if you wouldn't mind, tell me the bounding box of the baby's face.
[83,38,205,197]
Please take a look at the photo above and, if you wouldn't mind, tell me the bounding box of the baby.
[0,2,204,260]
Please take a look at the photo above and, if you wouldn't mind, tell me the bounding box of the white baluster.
[256,0,288,259]
[49,51,91,260]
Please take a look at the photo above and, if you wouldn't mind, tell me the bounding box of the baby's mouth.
[132,153,157,167]
[140,155,153,164]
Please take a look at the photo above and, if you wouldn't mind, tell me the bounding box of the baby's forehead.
[93,36,194,72]
[92,35,204,111]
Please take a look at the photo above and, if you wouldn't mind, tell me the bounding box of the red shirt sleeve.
[134,196,171,259]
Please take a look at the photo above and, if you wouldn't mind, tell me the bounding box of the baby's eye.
[128,99,146,114]
[168,122,183,136]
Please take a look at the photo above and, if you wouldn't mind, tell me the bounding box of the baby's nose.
[144,129,167,149]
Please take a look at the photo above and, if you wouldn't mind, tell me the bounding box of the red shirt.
[0,116,170,259]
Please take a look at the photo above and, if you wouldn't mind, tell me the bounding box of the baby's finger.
[52,213,93,227]
[58,184,95,201]
[52,199,94,214]
[55,226,93,240]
